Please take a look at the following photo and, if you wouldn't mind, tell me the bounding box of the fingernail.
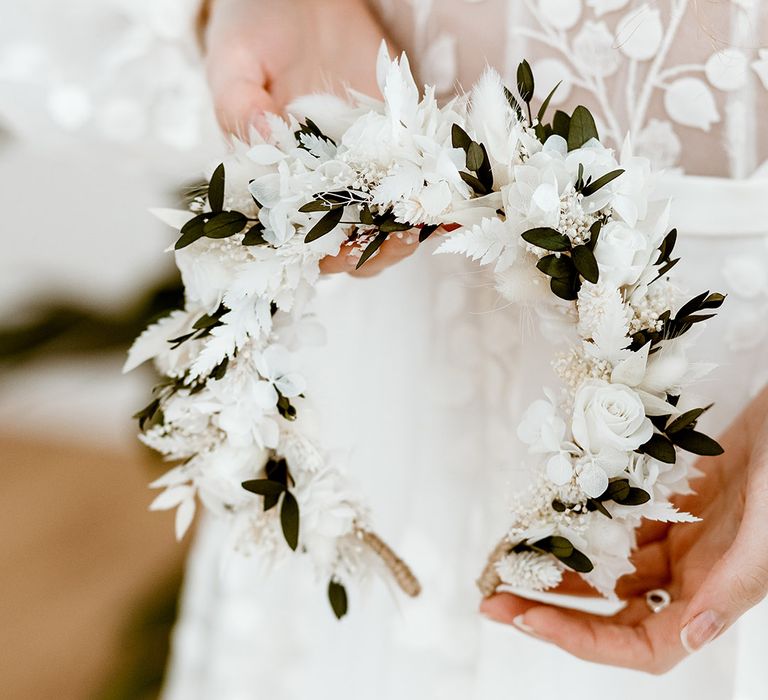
[680,610,725,653]
[512,614,536,635]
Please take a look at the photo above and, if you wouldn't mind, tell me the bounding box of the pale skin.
[203,0,768,673]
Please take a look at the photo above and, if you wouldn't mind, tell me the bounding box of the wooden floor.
[0,434,187,700]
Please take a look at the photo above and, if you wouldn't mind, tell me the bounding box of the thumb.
[680,491,768,652]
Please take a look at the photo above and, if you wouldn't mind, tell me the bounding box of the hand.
[203,0,419,276]
[480,384,768,675]
[204,0,383,134]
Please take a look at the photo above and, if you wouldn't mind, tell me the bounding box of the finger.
[205,38,277,137]
[520,598,689,674]
[550,571,603,596]
[679,451,768,652]
[479,593,540,628]
[319,232,419,277]
[636,519,671,546]
[616,539,671,599]
[349,232,419,277]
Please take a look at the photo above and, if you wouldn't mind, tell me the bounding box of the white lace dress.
[163,2,768,698]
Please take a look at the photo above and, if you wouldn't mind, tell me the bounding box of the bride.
[163,1,768,698]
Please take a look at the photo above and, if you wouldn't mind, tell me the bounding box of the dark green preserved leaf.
[210,356,229,381]
[615,487,651,506]
[359,206,374,225]
[536,254,574,279]
[208,163,226,212]
[466,142,485,171]
[419,224,438,243]
[581,169,624,197]
[676,290,710,320]
[550,275,579,301]
[276,393,297,420]
[203,211,248,238]
[603,479,631,502]
[167,331,196,349]
[175,214,207,250]
[552,110,571,138]
[356,231,389,269]
[242,227,267,246]
[586,220,602,250]
[304,206,344,243]
[379,218,411,234]
[451,123,472,151]
[670,429,724,456]
[572,245,599,283]
[666,406,710,434]
[459,171,488,195]
[134,398,161,431]
[241,478,286,497]
[567,105,599,150]
[521,227,571,252]
[586,498,612,518]
[536,81,561,124]
[503,86,526,122]
[328,580,348,619]
[516,59,535,103]
[299,200,336,213]
[280,491,300,550]
[656,228,678,263]
[192,308,225,330]
[702,292,726,309]
[638,433,677,464]
[534,535,573,558]
[558,549,594,573]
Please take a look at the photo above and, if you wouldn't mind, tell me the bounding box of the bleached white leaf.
[149,465,190,489]
[641,502,701,523]
[175,497,197,540]
[124,309,192,373]
[611,341,649,386]
[434,218,510,267]
[247,144,286,165]
[150,485,194,511]
[637,389,679,417]
[151,208,195,231]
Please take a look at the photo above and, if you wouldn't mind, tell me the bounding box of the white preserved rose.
[571,379,653,457]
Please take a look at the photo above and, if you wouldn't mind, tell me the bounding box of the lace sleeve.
[368,0,768,178]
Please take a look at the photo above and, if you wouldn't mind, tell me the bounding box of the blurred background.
[0,1,221,697]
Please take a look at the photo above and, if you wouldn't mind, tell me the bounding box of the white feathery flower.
[577,282,632,363]
[495,550,564,591]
